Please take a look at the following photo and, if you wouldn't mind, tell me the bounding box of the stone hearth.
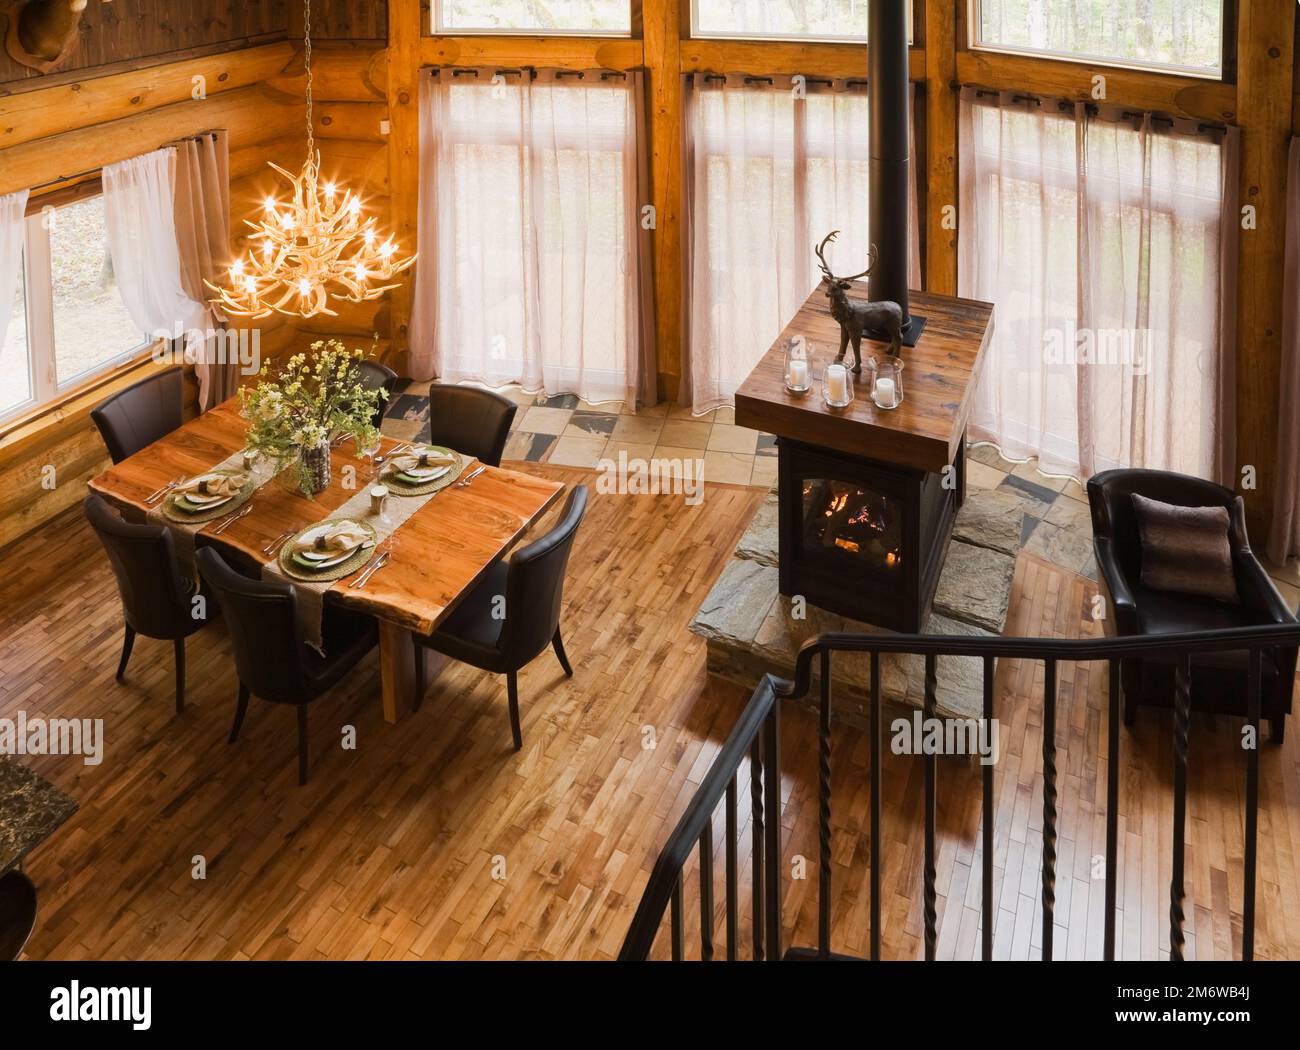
[691,485,1028,723]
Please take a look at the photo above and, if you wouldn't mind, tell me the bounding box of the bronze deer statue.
[815,231,903,373]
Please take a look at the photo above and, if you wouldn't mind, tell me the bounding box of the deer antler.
[814,231,841,282]
[814,232,876,284]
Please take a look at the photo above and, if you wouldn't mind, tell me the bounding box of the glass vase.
[299,440,332,497]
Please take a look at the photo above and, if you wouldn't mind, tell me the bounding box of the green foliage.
[240,339,383,491]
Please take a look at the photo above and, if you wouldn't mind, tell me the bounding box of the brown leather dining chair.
[196,547,379,785]
[90,366,185,464]
[412,485,588,749]
[356,360,399,431]
[426,385,518,467]
[83,494,210,714]
[1088,467,1298,740]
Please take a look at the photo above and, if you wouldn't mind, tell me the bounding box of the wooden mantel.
[734,288,996,475]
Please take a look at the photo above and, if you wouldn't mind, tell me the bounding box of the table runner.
[147,449,280,579]
[260,460,475,654]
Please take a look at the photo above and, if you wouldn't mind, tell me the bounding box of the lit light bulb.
[263,196,276,212]
[348,198,362,218]
[244,276,257,293]
[355,264,368,282]
[280,212,294,229]
[230,260,244,279]
[363,228,376,246]
[298,278,312,297]
[324,182,336,202]
[380,240,395,258]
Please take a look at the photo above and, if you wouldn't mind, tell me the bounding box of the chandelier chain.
[304,0,314,159]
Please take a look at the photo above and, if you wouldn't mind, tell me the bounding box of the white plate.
[176,493,234,512]
[399,465,451,482]
[296,542,372,570]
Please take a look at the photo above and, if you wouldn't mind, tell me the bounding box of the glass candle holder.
[869,355,905,410]
[784,339,812,395]
[240,448,258,472]
[821,362,855,409]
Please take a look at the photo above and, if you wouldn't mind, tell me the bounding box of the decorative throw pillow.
[1131,493,1239,604]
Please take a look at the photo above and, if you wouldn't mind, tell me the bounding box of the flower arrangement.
[240,339,384,495]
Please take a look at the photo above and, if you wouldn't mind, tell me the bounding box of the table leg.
[377,621,448,724]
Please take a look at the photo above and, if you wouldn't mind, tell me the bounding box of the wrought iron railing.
[618,624,1300,962]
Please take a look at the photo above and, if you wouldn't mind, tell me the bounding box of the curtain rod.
[26,130,220,194]
[695,72,870,88]
[967,87,1224,134]
[439,66,627,81]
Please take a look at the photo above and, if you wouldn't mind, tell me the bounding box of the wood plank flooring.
[2,465,1297,960]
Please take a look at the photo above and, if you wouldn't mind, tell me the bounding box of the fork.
[455,465,487,488]
[212,503,254,535]
[350,550,390,589]
[262,529,295,555]
[145,478,182,505]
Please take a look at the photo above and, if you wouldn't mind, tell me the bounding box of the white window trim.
[0,201,151,425]
[966,0,1226,81]
[431,1,632,37]
[689,0,914,45]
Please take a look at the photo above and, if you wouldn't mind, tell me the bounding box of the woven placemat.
[379,446,468,497]
[276,519,378,583]
[162,471,257,524]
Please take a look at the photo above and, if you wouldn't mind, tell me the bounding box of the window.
[692,1,912,44]
[434,0,631,34]
[972,0,1225,77]
[0,194,149,422]
[685,77,920,412]
[413,70,645,404]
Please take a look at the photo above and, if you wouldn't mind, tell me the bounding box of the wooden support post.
[386,0,422,374]
[643,0,683,402]
[1234,0,1294,529]
[924,0,959,296]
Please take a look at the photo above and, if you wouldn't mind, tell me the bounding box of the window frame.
[0,193,152,426]
[431,0,634,38]
[689,0,914,46]
[966,0,1229,81]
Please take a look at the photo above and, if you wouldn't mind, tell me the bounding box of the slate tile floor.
[379,380,1300,604]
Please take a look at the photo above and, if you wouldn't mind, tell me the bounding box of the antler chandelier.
[208,0,414,319]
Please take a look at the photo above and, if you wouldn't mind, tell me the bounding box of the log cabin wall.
[0,6,311,545]
[1,2,1299,544]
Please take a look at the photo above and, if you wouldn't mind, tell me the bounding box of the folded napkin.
[292,520,370,557]
[390,448,456,475]
[177,472,249,499]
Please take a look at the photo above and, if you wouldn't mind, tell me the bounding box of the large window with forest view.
[692,1,913,43]
[434,0,631,34]
[973,0,1226,77]
[0,194,147,421]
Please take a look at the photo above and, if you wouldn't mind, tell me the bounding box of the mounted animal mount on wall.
[2,0,87,74]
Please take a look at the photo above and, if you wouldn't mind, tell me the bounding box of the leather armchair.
[356,360,399,431]
[84,494,210,714]
[426,385,518,467]
[1087,468,1297,740]
[91,367,184,464]
[196,546,378,785]
[412,485,588,748]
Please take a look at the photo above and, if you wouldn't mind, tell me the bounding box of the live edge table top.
[735,287,996,475]
[88,401,565,637]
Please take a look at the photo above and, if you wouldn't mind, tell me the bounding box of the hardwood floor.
[2,466,1297,960]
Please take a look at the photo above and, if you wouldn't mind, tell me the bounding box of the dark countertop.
[0,758,77,877]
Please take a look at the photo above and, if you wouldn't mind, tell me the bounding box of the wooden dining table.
[87,401,565,723]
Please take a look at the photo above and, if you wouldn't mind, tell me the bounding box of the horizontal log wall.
[0,40,309,545]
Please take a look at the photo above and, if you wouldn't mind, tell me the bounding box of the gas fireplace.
[777,438,964,633]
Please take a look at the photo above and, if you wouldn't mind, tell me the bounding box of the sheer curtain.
[959,90,1237,482]
[102,149,208,363]
[683,75,920,414]
[408,67,651,406]
[0,190,28,351]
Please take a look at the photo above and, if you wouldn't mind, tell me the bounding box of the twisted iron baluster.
[1170,654,1191,961]
[1042,659,1058,961]
[923,654,937,961]
[750,736,764,961]
[819,650,832,957]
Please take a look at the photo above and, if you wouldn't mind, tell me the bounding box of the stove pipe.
[868,0,911,328]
